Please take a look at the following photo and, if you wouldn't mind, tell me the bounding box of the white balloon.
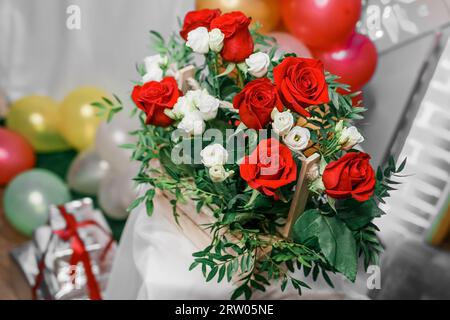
[67,149,110,195]
[98,162,140,220]
[95,109,139,173]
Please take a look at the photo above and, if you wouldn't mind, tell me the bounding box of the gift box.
[10,198,116,300]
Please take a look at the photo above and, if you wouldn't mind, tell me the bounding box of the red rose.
[211,11,254,63]
[322,152,376,202]
[131,77,180,127]
[233,78,283,130]
[240,138,297,199]
[273,57,329,118]
[180,9,221,40]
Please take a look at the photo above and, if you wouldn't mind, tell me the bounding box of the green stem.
[237,68,245,89]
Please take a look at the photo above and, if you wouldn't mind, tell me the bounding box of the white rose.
[144,54,166,68]
[142,67,163,83]
[283,126,310,153]
[209,28,224,52]
[142,54,166,83]
[209,165,234,183]
[245,52,270,78]
[185,89,202,105]
[272,109,294,136]
[166,96,196,120]
[177,111,205,136]
[186,27,210,54]
[197,91,220,121]
[339,126,364,150]
[200,144,229,168]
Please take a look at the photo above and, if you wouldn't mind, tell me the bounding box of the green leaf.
[321,270,335,288]
[149,30,164,43]
[217,265,226,283]
[328,197,337,213]
[337,198,384,230]
[145,198,154,216]
[195,258,215,268]
[281,278,288,292]
[226,262,234,282]
[119,143,135,149]
[240,254,248,273]
[196,200,204,213]
[127,196,144,212]
[292,278,311,289]
[206,266,218,282]
[231,285,245,300]
[293,209,358,281]
[189,262,199,271]
[102,96,114,106]
[250,280,266,292]
[243,284,252,300]
[216,63,236,78]
[91,102,105,110]
[192,251,206,258]
[397,157,407,172]
[303,265,312,278]
[113,93,122,104]
[254,274,270,286]
[388,156,396,171]
[145,189,156,216]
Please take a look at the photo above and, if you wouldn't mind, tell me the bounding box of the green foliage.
[92,94,123,122]
[149,30,193,68]
[293,209,357,281]
[375,156,407,203]
[337,198,384,231]
[354,223,383,270]
[190,230,327,300]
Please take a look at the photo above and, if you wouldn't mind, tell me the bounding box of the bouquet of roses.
[103,9,406,299]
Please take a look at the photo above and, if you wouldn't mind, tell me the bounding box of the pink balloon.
[315,32,378,92]
[269,32,312,58]
[281,0,361,50]
[0,128,36,186]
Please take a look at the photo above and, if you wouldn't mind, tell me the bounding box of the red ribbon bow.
[32,205,114,300]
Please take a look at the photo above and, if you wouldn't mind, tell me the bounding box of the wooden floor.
[0,189,32,299]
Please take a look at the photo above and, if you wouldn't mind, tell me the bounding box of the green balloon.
[3,169,71,236]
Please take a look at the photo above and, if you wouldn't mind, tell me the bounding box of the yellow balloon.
[196,0,281,34]
[59,86,109,151]
[6,95,71,153]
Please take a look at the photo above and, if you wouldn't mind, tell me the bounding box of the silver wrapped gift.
[11,198,117,300]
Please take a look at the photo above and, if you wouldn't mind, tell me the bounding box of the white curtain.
[0,0,194,103]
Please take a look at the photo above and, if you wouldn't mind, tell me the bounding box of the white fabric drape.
[0,0,193,103]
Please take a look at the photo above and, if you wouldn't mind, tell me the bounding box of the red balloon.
[315,33,378,92]
[280,0,361,50]
[269,32,312,58]
[0,128,36,186]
